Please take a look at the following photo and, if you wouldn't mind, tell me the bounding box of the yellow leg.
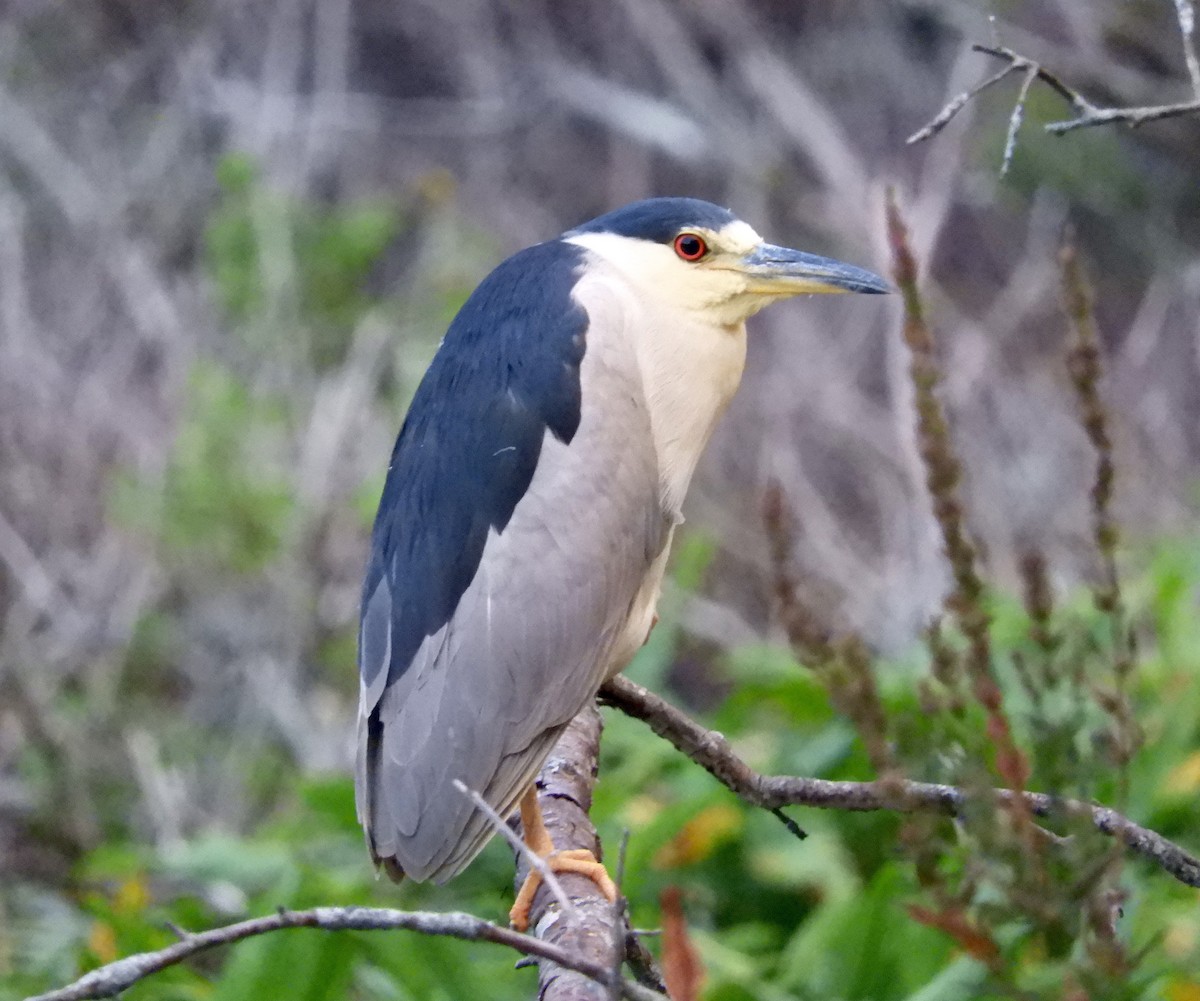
[509,786,618,931]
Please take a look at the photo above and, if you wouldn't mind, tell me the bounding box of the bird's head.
[565,197,887,326]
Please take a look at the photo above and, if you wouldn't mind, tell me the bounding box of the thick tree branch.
[513,705,667,1001]
[22,904,664,1001]
[598,675,1200,890]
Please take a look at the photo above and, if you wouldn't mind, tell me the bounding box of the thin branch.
[23,905,665,1001]
[905,61,1023,145]
[614,831,668,995]
[30,701,673,1001]
[973,42,1200,135]
[452,779,579,922]
[1001,65,1038,175]
[971,44,1095,114]
[598,676,1200,890]
[1173,0,1200,98]
[909,36,1200,154]
[1045,98,1200,133]
[907,43,1096,146]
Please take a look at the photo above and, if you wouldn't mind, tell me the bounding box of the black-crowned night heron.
[356,197,886,928]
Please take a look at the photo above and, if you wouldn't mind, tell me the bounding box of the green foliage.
[106,152,413,582]
[989,86,1151,214]
[206,153,400,369]
[109,361,295,575]
[11,153,1200,1001]
[604,535,1200,1000]
[5,539,1200,1000]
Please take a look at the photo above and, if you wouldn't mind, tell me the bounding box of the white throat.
[635,307,747,516]
[566,233,749,515]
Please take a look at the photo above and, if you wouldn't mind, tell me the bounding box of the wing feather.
[358,251,669,881]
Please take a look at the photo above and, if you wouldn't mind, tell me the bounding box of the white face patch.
[715,220,763,256]
[565,224,769,326]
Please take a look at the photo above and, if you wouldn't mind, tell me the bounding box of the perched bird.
[356,197,887,927]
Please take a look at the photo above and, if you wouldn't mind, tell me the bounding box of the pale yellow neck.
[565,232,752,516]
[635,312,747,515]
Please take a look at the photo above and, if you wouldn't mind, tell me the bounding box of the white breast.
[569,253,747,678]
[571,255,748,518]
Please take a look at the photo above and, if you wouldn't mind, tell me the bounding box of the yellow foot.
[509,848,619,931]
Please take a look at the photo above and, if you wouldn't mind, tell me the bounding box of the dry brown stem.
[1058,237,1141,799]
[885,192,1032,808]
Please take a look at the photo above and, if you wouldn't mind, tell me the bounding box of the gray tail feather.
[360,711,408,881]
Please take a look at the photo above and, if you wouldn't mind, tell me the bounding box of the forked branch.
[30,675,1199,1001]
[598,676,1200,890]
[23,904,665,1001]
[909,4,1200,172]
[25,707,669,1001]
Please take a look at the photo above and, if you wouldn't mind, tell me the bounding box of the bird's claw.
[509,848,618,931]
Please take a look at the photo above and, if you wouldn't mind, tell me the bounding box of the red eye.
[673,233,708,261]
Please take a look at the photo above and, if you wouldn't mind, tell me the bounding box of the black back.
[360,239,588,692]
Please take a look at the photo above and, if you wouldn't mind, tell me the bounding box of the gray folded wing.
[356,264,668,881]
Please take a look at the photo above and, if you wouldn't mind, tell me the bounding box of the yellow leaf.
[1165,979,1200,1001]
[654,803,743,868]
[114,876,150,915]
[1164,917,1199,960]
[87,921,119,964]
[1164,750,1200,795]
[622,795,663,827]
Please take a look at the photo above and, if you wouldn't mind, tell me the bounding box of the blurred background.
[2,1,1200,998]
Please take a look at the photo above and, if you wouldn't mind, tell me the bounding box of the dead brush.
[763,193,1147,995]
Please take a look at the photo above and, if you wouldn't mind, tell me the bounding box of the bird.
[356,197,887,929]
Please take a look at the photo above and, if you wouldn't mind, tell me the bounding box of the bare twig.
[909,34,1200,155]
[1174,0,1200,97]
[452,779,579,922]
[1044,98,1200,133]
[972,43,1200,135]
[22,905,665,1001]
[1001,65,1038,175]
[907,43,1096,147]
[905,61,1024,145]
[972,44,1096,114]
[598,675,1200,890]
[623,933,667,996]
[613,830,666,994]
